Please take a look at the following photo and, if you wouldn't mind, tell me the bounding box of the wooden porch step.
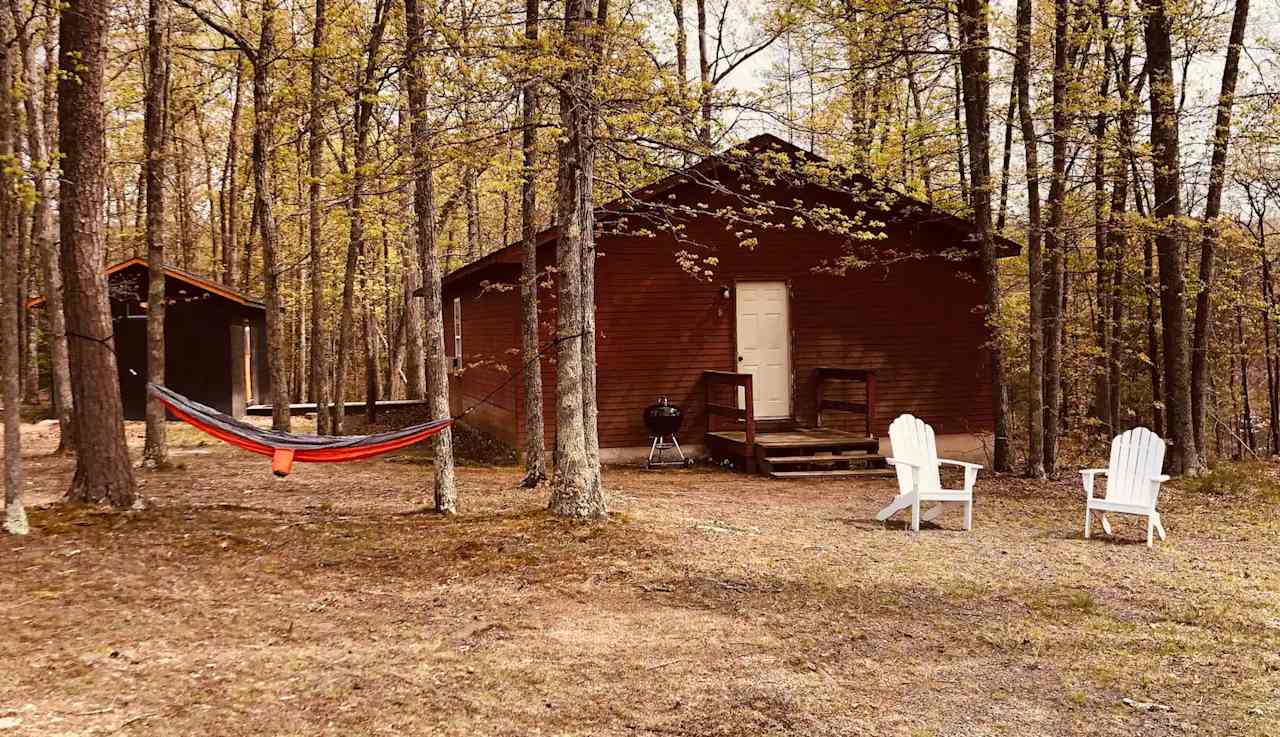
[763,452,885,465]
[768,468,896,479]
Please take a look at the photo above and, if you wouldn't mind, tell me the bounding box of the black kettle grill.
[643,397,694,469]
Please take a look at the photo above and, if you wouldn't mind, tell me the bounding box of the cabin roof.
[442,133,1023,288]
[27,257,266,311]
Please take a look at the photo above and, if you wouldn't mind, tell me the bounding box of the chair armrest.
[886,457,921,493]
[1147,475,1170,508]
[939,458,981,493]
[1080,469,1108,499]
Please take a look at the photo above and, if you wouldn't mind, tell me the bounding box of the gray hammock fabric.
[148,383,452,476]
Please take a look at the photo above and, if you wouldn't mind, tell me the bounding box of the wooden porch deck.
[704,427,891,479]
[702,368,892,479]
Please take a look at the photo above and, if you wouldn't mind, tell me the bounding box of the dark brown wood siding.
[444,181,998,453]
[108,263,263,419]
[444,266,523,445]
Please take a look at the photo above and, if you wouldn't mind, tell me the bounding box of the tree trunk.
[1091,0,1113,433]
[382,224,393,396]
[465,166,481,261]
[172,107,196,271]
[404,0,457,514]
[1129,159,1164,435]
[694,0,710,146]
[1142,210,1164,436]
[58,0,137,506]
[251,1,289,432]
[956,0,1010,473]
[548,0,607,518]
[995,90,1015,232]
[293,256,306,403]
[1106,24,1138,436]
[1261,237,1278,453]
[519,0,547,487]
[1014,0,1043,477]
[363,269,380,423]
[1142,0,1201,474]
[18,191,37,406]
[1040,0,1070,475]
[193,102,221,267]
[333,223,357,433]
[1237,307,1255,453]
[943,9,968,205]
[308,0,330,434]
[1,33,27,534]
[222,55,243,286]
[142,0,169,468]
[672,0,686,89]
[12,0,74,451]
[402,227,426,398]
[241,184,257,289]
[1190,0,1249,459]
[335,0,389,433]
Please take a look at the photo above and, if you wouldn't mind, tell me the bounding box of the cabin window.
[451,297,462,370]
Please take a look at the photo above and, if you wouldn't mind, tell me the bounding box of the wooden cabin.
[32,258,269,420]
[441,135,1019,477]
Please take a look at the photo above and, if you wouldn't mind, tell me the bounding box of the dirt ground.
[1,420,1278,737]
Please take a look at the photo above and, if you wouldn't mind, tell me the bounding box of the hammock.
[148,383,452,477]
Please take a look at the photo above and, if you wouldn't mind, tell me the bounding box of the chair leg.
[911,496,920,532]
[1146,515,1154,548]
[963,500,972,531]
[1100,514,1113,536]
[1154,512,1167,541]
[1084,507,1091,539]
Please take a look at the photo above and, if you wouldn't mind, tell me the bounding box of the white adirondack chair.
[876,414,981,531]
[1081,427,1171,547]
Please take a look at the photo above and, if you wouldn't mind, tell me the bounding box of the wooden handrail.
[703,370,755,473]
[703,370,749,382]
[814,367,876,438]
[814,367,874,382]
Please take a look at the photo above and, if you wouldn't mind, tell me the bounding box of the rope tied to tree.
[64,331,116,352]
[453,329,591,420]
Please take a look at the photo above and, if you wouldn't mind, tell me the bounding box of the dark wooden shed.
[33,258,269,420]
[441,135,1020,476]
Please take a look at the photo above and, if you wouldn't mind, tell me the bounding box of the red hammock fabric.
[149,384,452,477]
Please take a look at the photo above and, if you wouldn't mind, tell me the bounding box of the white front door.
[735,281,791,419]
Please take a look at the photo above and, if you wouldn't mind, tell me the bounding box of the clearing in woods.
[1,420,1278,736]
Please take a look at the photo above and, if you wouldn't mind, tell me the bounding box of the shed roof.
[27,257,266,311]
[442,133,1022,288]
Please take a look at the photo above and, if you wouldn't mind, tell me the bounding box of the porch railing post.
[865,370,876,438]
[815,370,825,428]
[743,374,755,474]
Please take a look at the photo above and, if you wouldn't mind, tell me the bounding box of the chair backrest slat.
[1105,427,1165,507]
[889,414,941,495]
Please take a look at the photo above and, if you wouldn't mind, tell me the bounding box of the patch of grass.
[1181,462,1280,501]
[1066,590,1099,615]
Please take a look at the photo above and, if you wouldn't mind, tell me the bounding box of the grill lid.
[643,397,684,436]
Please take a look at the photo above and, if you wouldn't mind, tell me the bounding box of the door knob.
[738,355,744,361]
